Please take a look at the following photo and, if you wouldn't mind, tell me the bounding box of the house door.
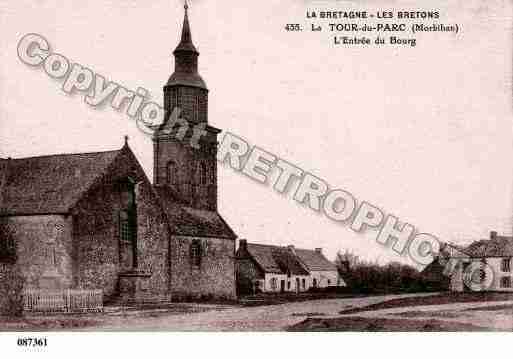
[280,280,285,292]
[296,278,300,293]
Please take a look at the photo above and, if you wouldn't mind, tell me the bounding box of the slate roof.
[0,150,121,215]
[295,248,338,272]
[243,243,332,275]
[244,243,283,274]
[0,147,237,240]
[273,247,309,275]
[462,236,513,258]
[153,186,236,239]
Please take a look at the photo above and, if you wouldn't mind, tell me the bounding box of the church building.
[0,4,237,313]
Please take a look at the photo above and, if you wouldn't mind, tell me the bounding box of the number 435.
[285,24,301,31]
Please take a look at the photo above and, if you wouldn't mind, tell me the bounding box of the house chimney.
[315,248,322,254]
[239,239,247,251]
[490,231,497,240]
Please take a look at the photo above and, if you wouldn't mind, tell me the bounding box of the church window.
[200,162,207,185]
[0,229,16,264]
[118,178,137,268]
[195,94,199,122]
[501,276,511,288]
[167,161,178,185]
[190,239,202,267]
[119,210,131,243]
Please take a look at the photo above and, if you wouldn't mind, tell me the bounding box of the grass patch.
[339,292,513,315]
[288,316,494,332]
[392,310,465,318]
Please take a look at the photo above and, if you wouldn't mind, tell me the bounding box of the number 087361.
[17,337,48,347]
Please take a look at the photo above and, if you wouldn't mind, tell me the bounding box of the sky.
[1,0,513,267]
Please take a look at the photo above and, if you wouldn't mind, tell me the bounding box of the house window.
[327,279,331,286]
[270,278,277,291]
[313,278,317,288]
[190,239,202,267]
[500,277,511,288]
[501,258,511,272]
[287,281,291,290]
[302,278,306,289]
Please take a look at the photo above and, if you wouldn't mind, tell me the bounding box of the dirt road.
[94,293,436,331]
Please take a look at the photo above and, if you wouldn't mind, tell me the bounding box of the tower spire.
[175,0,197,54]
[167,0,206,89]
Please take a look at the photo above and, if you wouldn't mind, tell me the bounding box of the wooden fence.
[23,289,103,313]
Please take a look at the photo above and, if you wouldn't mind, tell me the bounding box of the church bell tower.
[153,1,220,211]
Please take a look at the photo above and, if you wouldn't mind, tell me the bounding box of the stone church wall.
[170,235,236,300]
[0,215,73,290]
[134,180,171,300]
[0,263,24,316]
[72,149,170,301]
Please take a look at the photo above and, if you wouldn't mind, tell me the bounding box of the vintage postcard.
[0,0,512,354]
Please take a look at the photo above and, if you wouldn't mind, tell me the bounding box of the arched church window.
[119,178,137,269]
[167,161,178,185]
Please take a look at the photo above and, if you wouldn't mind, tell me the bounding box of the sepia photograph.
[0,0,512,357]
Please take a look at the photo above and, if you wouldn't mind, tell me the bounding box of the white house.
[447,231,513,292]
[235,240,344,295]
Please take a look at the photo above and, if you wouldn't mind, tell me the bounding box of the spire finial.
[184,0,188,11]
[124,135,129,146]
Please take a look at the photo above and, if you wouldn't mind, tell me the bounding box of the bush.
[335,250,437,294]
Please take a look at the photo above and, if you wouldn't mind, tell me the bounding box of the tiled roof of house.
[244,243,309,275]
[243,243,330,275]
[153,185,236,239]
[0,149,121,215]
[463,236,513,257]
[244,243,283,273]
[273,247,310,276]
[294,248,338,272]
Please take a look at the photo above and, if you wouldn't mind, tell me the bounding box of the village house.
[0,4,237,314]
[447,231,513,292]
[235,240,344,295]
[422,231,513,292]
